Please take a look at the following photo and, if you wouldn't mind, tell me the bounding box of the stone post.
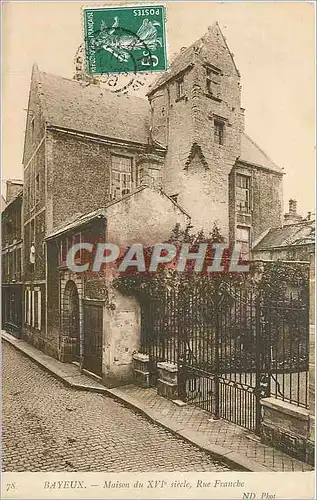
[132,353,150,388]
[157,362,178,400]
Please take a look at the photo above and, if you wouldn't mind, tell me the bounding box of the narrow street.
[2,342,231,472]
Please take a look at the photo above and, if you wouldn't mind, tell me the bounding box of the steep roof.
[148,23,239,95]
[45,208,107,241]
[253,220,315,251]
[37,68,151,145]
[240,133,283,174]
[148,45,195,95]
[45,186,190,240]
[33,65,281,174]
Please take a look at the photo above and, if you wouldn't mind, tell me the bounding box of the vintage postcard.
[1,1,316,499]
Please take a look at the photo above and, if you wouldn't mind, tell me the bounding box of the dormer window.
[176,77,185,100]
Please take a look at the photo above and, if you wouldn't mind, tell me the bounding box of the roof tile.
[240,133,283,174]
[253,221,315,250]
[38,71,151,144]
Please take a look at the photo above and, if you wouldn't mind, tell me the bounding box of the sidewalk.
[2,331,313,473]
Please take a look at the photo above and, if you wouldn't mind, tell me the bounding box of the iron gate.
[176,280,265,432]
[140,271,309,434]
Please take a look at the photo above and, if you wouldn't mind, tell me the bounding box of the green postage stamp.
[83,5,167,75]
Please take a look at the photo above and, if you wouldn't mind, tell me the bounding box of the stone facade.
[1,187,23,337]
[148,23,283,239]
[261,397,311,463]
[44,187,189,385]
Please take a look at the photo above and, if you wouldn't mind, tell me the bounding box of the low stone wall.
[261,397,314,465]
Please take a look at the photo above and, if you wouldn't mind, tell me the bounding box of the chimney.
[289,199,297,215]
[284,198,303,226]
[6,180,23,204]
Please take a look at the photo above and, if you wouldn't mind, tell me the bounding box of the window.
[72,233,82,264]
[29,219,35,268]
[35,174,40,203]
[176,77,184,100]
[24,289,28,324]
[34,289,41,329]
[25,287,41,329]
[2,254,6,281]
[32,290,35,327]
[214,120,224,145]
[236,174,251,213]
[17,248,21,280]
[27,289,31,325]
[206,66,221,98]
[34,291,38,328]
[60,239,68,267]
[9,252,13,280]
[27,186,31,210]
[138,166,144,186]
[111,155,133,200]
[59,233,82,267]
[236,226,250,260]
[5,253,9,280]
[31,117,35,143]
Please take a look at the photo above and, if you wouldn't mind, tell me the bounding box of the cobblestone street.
[2,343,231,472]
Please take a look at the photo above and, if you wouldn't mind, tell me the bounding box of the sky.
[2,1,316,216]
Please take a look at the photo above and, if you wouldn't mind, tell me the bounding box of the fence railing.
[140,272,309,410]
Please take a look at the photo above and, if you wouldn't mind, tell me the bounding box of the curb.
[3,333,265,472]
[1,333,108,395]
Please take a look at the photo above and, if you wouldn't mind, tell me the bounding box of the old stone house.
[1,181,23,336]
[253,200,315,262]
[11,23,285,383]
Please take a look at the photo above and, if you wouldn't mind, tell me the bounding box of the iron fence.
[140,266,309,431]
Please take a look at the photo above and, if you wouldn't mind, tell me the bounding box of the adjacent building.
[1,181,23,336]
[253,200,315,262]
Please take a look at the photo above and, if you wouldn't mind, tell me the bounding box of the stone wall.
[100,187,190,385]
[46,241,60,359]
[261,398,312,464]
[105,186,190,247]
[46,131,111,233]
[251,168,283,241]
[22,65,48,347]
[260,252,315,465]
